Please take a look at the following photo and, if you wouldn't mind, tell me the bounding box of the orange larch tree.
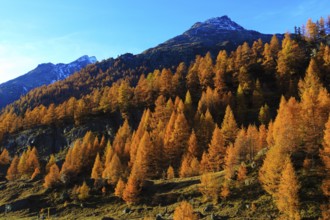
[321,116,330,202]
[173,201,198,220]
[0,149,10,165]
[199,172,220,203]
[6,155,19,181]
[164,111,190,169]
[276,157,300,220]
[299,59,330,160]
[91,153,104,187]
[205,125,226,172]
[114,178,126,199]
[113,119,132,161]
[45,154,56,173]
[224,144,238,181]
[122,172,141,205]
[25,147,40,178]
[43,163,60,188]
[102,153,123,185]
[259,144,288,196]
[221,105,238,145]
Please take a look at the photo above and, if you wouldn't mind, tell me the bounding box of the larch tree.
[236,84,247,123]
[276,157,300,220]
[0,149,10,165]
[306,18,318,40]
[17,151,28,177]
[129,109,151,168]
[198,52,214,90]
[102,153,123,185]
[122,172,141,205]
[43,163,60,188]
[321,116,330,198]
[91,153,104,187]
[276,33,305,97]
[299,59,329,160]
[131,131,154,180]
[237,163,247,182]
[220,181,230,200]
[188,130,200,158]
[246,125,259,161]
[45,154,56,173]
[114,178,126,199]
[167,165,175,179]
[272,97,301,154]
[199,172,220,203]
[173,201,198,220]
[221,105,238,145]
[113,119,131,161]
[186,57,202,103]
[172,63,186,98]
[259,144,288,196]
[257,124,268,151]
[252,79,264,110]
[184,91,194,122]
[195,109,215,154]
[160,68,173,98]
[6,155,19,181]
[262,35,280,75]
[206,125,226,172]
[103,141,114,168]
[180,130,201,178]
[234,128,248,163]
[258,104,271,125]
[78,181,90,201]
[224,144,238,180]
[25,147,40,178]
[214,50,228,94]
[164,112,190,169]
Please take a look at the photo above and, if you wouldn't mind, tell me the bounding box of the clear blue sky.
[0,0,328,83]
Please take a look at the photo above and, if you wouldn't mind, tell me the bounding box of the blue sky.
[0,0,329,83]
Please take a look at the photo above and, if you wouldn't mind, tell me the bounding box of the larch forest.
[0,16,330,220]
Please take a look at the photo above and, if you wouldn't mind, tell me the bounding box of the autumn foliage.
[173,201,198,220]
[0,16,329,219]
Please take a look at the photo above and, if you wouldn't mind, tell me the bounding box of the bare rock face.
[2,112,121,158]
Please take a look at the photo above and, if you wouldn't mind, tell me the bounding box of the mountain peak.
[190,15,245,31]
[76,55,97,63]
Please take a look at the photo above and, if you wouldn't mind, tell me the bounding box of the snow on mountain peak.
[204,15,245,30]
[190,15,245,31]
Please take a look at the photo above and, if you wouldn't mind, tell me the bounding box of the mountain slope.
[0,55,97,109]
[0,16,282,114]
[139,15,282,68]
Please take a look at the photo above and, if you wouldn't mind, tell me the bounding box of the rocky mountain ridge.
[0,55,97,109]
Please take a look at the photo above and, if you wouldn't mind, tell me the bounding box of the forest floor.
[0,165,283,220]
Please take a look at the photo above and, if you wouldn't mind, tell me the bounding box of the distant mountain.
[0,55,97,109]
[139,15,282,68]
